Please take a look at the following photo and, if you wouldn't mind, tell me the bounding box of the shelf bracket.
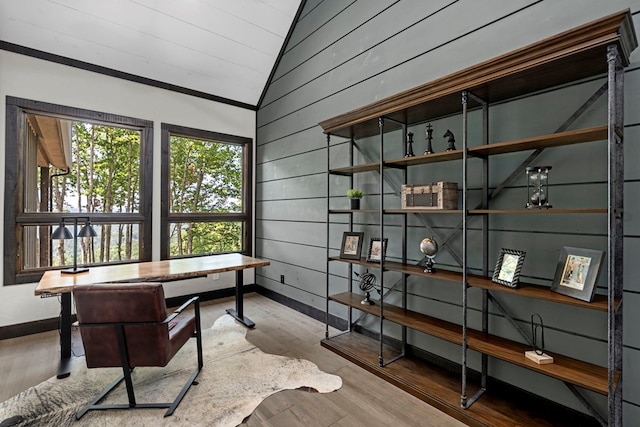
[487,292,534,347]
[488,81,608,200]
[565,383,607,427]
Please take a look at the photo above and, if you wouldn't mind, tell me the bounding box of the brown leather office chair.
[73,283,203,419]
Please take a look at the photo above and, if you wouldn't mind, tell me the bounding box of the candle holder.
[526,166,552,209]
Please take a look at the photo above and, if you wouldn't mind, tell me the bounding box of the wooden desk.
[36,254,270,379]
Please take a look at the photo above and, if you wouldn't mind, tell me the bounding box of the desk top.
[35,253,270,295]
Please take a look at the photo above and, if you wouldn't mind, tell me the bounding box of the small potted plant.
[347,189,364,210]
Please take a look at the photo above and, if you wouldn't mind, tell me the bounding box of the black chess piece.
[424,124,434,154]
[405,132,415,157]
[443,129,456,151]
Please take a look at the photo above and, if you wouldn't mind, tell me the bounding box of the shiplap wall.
[256,0,640,422]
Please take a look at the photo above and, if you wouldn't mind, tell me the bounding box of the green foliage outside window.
[46,122,141,268]
[169,136,244,256]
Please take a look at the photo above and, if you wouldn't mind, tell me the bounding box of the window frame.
[3,97,154,285]
[160,123,253,260]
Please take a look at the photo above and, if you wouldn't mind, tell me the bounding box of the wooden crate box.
[401,183,458,210]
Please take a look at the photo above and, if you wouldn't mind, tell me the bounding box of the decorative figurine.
[526,166,552,209]
[417,237,439,273]
[424,124,434,154]
[531,313,545,355]
[405,132,415,157]
[443,129,456,151]
[525,313,554,364]
[354,270,378,305]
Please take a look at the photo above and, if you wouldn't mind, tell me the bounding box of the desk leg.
[226,269,255,328]
[57,292,72,379]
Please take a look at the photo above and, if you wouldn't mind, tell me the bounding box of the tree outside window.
[4,97,153,284]
[161,124,252,259]
[46,123,142,267]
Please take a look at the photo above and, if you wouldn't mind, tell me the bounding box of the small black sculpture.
[354,270,379,305]
[405,132,415,157]
[524,312,554,364]
[443,129,456,151]
[424,124,434,154]
[531,313,545,355]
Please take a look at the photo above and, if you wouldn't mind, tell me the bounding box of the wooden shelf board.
[466,330,618,396]
[467,126,608,157]
[329,162,379,175]
[470,208,607,214]
[465,276,611,311]
[331,209,464,214]
[321,332,600,427]
[330,292,463,344]
[328,292,615,394]
[384,209,463,214]
[329,209,379,214]
[329,257,610,311]
[384,150,463,166]
[380,126,608,166]
[329,257,464,283]
[329,256,384,269]
[385,261,467,281]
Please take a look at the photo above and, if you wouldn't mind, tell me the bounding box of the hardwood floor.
[0,293,465,426]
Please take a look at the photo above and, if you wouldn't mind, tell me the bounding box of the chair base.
[74,294,204,420]
[76,365,201,419]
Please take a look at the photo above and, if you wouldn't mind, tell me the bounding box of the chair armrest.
[164,296,200,324]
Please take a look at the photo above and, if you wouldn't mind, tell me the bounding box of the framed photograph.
[551,246,604,302]
[366,237,388,263]
[339,232,364,260]
[491,248,526,288]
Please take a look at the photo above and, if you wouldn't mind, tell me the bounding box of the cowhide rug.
[0,314,342,426]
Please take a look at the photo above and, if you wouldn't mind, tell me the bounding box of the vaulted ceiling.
[0,0,303,108]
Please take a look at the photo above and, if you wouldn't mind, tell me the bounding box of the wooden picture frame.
[339,232,364,260]
[551,246,604,302]
[492,248,526,288]
[366,237,388,263]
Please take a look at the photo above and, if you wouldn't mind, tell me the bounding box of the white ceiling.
[0,0,303,107]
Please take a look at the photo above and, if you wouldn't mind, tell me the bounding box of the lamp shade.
[78,222,98,238]
[52,223,73,240]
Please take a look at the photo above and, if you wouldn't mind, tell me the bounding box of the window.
[4,97,153,284]
[161,124,252,259]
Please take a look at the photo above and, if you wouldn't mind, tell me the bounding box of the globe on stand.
[418,237,439,273]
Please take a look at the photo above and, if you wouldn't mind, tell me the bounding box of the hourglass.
[526,166,552,209]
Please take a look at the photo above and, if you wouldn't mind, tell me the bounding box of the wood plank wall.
[256,1,640,423]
